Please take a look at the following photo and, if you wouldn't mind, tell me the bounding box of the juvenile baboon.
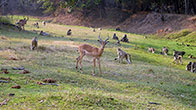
[161,47,168,55]
[186,62,196,73]
[31,37,38,50]
[114,48,132,64]
[186,62,192,71]
[191,62,196,73]
[120,34,129,43]
[148,47,155,53]
[42,21,46,26]
[188,55,196,59]
[67,29,72,35]
[98,28,102,30]
[173,55,183,64]
[33,22,39,28]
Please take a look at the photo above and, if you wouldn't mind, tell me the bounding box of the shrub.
[0,16,11,24]
[166,29,192,39]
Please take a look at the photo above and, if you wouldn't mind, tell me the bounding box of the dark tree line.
[1,0,196,15]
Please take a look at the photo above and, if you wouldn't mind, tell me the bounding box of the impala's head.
[98,34,109,48]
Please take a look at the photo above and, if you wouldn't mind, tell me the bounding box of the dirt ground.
[39,9,196,34]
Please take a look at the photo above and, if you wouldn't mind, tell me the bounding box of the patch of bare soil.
[40,9,196,34]
[119,12,196,34]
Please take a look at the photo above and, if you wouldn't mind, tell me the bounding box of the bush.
[0,16,11,24]
[166,29,192,39]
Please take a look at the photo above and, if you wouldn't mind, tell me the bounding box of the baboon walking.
[115,48,132,64]
[31,37,38,50]
[173,55,183,64]
[186,62,196,73]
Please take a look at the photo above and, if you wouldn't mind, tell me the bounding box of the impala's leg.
[76,56,80,70]
[79,53,85,73]
[97,58,102,74]
[92,58,96,75]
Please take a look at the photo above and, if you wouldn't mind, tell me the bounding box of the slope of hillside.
[0,16,196,109]
[41,10,196,35]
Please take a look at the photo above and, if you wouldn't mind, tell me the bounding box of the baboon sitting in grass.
[114,48,132,64]
[113,33,121,45]
[160,47,168,55]
[33,22,39,28]
[112,33,119,40]
[120,34,129,43]
[67,29,72,35]
[148,47,155,53]
[31,37,38,50]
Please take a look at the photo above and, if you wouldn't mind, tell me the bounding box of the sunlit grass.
[0,16,196,109]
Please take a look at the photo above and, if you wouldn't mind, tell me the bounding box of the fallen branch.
[37,82,58,86]
[0,80,9,83]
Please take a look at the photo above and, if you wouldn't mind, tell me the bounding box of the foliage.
[0,16,11,24]
[166,29,192,39]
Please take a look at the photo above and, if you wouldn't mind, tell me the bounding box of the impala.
[76,34,109,75]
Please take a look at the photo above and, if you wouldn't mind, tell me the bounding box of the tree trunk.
[185,0,189,14]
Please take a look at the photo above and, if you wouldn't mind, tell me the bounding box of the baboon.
[116,27,121,31]
[161,47,168,55]
[173,50,185,57]
[33,22,39,28]
[112,33,120,45]
[148,47,155,53]
[42,21,46,26]
[186,62,192,71]
[31,37,38,50]
[186,62,196,73]
[67,29,72,35]
[120,34,129,43]
[112,33,119,40]
[93,28,96,32]
[16,17,29,31]
[40,31,49,36]
[191,62,196,73]
[173,55,183,64]
[114,48,132,64]
[98,28,102,30]
[188,55,196,59]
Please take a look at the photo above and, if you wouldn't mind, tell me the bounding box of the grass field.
[0,16,196,110]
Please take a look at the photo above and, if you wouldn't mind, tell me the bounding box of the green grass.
[0,16,196,109]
